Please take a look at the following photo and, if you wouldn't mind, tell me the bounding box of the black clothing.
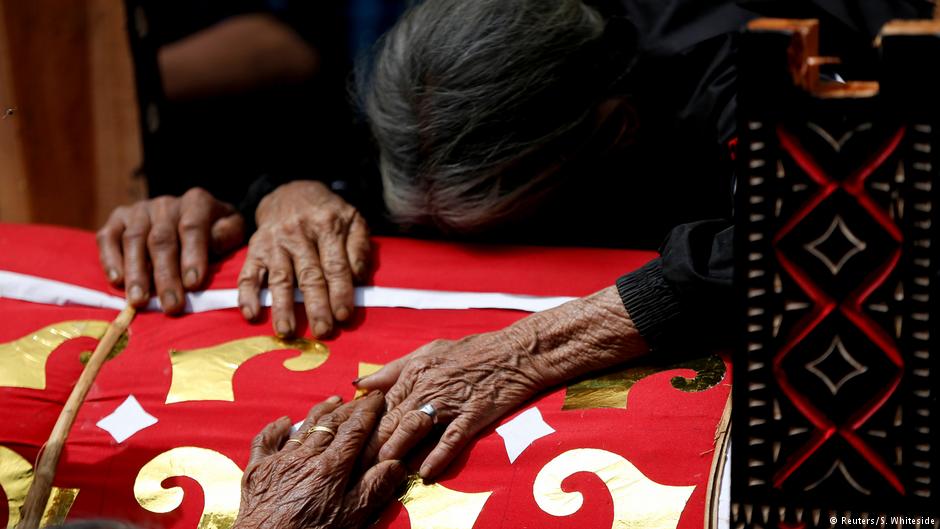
[125,0,358,208]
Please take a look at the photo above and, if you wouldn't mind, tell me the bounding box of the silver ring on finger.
[417,403,438,424]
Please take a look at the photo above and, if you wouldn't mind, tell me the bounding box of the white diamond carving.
[495,407,555,463]
[805,336,868,395]
[804,216,867,274]
[804,459,872,495]
[96,395,158,443]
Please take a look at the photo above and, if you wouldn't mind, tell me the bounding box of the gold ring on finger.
[307,425,336,437]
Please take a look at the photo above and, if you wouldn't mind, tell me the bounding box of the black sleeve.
[616,220,734,353]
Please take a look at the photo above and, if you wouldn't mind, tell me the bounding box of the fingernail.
[128,285,145,303]
[161,291,178,309]
[241,305,255,321]
[351,377,362,386]
[313,320,330,338]
[335,306,350,322]
[185,268,199,288]
[327,395,342,403]
[107,268,119,282]
[276,320,293,337]
[419,464,431,479]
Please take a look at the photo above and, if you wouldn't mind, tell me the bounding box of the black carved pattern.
[731,20,938,529]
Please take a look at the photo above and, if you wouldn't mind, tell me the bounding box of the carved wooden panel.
[733,19,938,529]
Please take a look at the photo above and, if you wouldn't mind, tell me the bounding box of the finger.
[291,241,333,338]
[178,188,214,290]
[210,212,246,255]
[419,416,478,480]
[97,212,126,286]
[122,206,152,306]
[268,247,296,337]
[282,396,342,453]
[346,212,372,282]
[147,204,184,314]
[237,247,266,321]
[302,396,367,456]
[249,416,292,465]
[353,355,407,391]
[361,404,404,466]
[317,227,355,325]
[377,405,435,463]
[326,390,385,475]
[340,459,407,529]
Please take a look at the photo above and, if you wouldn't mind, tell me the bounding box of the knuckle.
[96,226,115,243]
[268,268,293,287]
[440,427,464,448]
[343,416,367,433]
[178,216,205,234]
[151,195,176,210]
[401,412,425,431]
[297,266,326,288]
[322,259,349,280]
[147,226,176,248]
[312,210,343,233]
[278,217,305,236]
[122,227,148,244]
[319,412,339,426]
[183,186,210,201]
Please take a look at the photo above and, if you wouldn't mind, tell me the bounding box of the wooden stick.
[16,305,136,529]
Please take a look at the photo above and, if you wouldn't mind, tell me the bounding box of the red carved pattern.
[769,126,907,494]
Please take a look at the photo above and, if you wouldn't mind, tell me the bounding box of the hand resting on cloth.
[234,391,407,529]
[355,286,650,479]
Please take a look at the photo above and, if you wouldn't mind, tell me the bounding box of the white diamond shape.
[96,395,158,443]
[495,407,555,463]
[805,336,869,395]
[804,215,867,274]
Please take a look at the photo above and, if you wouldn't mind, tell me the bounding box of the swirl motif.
[533,448,694,529]
[134,447,242,529]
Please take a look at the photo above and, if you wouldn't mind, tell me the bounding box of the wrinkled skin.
[97,187,245,313]
[238,180,371,338]
[356,286,649,479]
[235,391,406,529]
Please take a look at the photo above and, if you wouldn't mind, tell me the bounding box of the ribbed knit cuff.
[615,259,682,352]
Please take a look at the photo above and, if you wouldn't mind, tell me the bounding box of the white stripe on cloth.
[0,270,575,313]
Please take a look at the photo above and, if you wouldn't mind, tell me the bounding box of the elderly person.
[49,392,405,529]
[350,0,929,480]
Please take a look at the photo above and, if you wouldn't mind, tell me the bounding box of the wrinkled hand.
[355,286,648,480]
[238,180,371,338]
[234,391,407,529]
[97,188,245,313]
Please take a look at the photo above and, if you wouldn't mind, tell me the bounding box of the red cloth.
[0,224,728,529]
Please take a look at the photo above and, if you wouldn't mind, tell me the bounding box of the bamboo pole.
[16,305,136,529]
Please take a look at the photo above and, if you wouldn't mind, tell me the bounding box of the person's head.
[360,0,637,234]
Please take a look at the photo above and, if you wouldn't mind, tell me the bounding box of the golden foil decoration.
[0,321,109,390]
[1,446,80,528]
[562,354,726,410]
[532,448,694,529]
[354,362,383,399]
[399,474,492,529]
[79,330,129,365]
[134,447,242,529]
[166,336,330,403]
[39,488,80,527]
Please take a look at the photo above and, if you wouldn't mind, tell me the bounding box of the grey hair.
[361,0,609,233]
